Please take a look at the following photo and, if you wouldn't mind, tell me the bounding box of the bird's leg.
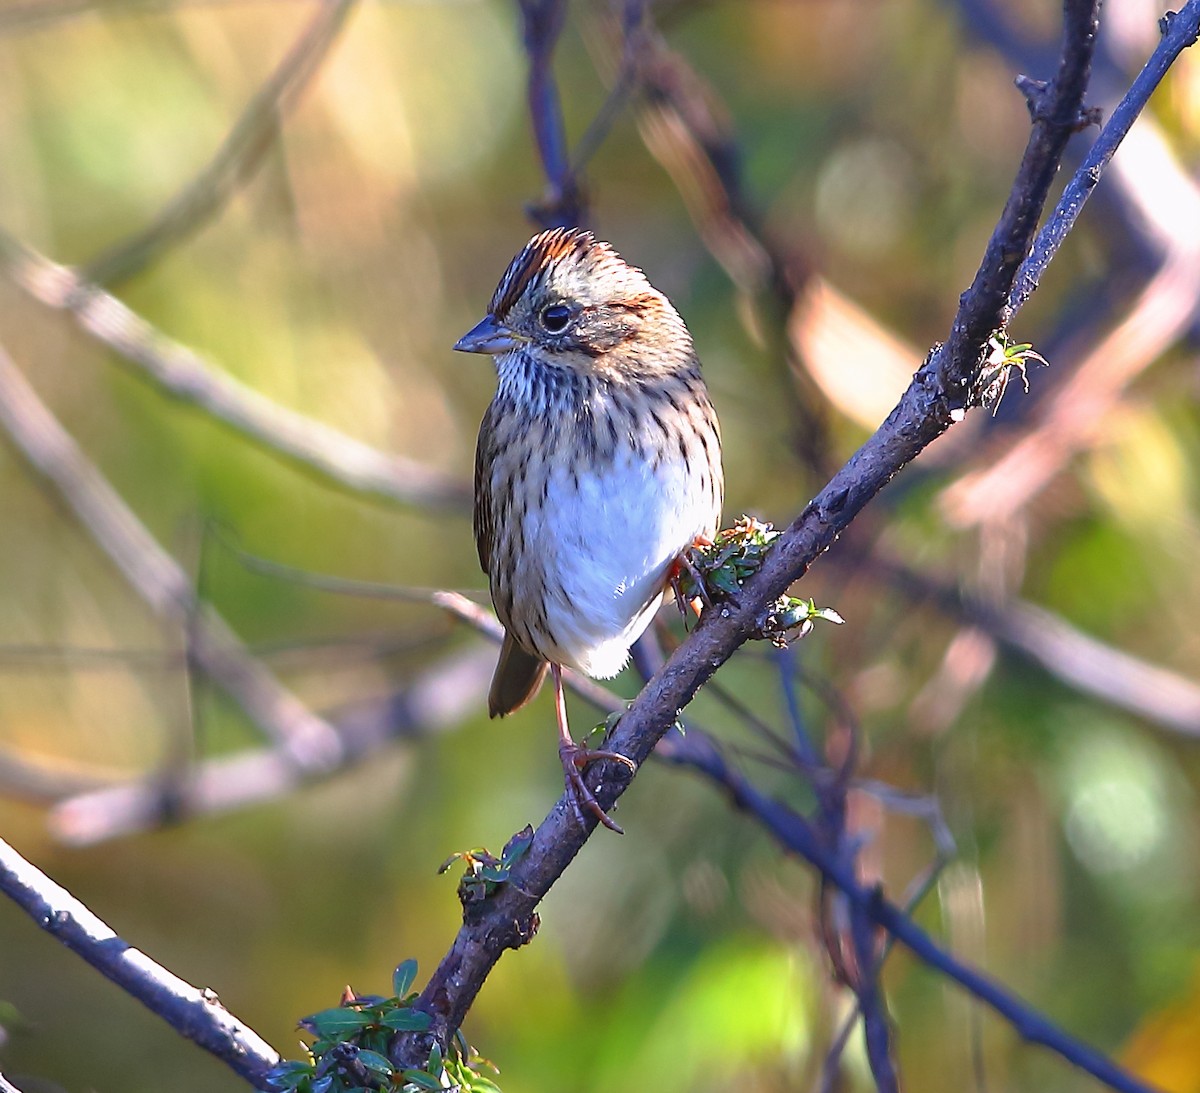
[670,533,714,620]
[553,663,636,834]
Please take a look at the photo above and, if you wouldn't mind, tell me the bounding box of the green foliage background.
[1,2,1198,1091]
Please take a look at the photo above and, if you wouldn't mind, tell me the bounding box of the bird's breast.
[506,418,718,677]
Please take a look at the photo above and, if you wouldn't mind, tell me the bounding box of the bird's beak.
[453,315,523,354]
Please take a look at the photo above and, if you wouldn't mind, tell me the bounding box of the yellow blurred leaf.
[1121,961,1200,1093]
[789,276,916,432]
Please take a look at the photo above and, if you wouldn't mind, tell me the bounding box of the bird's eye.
[540,304,572,333]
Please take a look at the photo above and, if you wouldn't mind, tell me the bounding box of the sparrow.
[455,226,723,831]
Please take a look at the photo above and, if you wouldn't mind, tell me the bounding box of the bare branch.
[0,835,280,1086]
[0,232,470,511]
[48,643,495,845]
[933,0,1099,407]
[82,0,358,286]
[385,0,1125,1076]
[861,551,1200,740]
[942,0,1200,526]
[518,0,585,227]
[629,22,831,472]
[200,562,1157,1093]
[1009,5,1200,310]
[0,343,344,772]
[653,731,1159,1093]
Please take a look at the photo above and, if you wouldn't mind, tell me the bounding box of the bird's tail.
[488,633,549,718]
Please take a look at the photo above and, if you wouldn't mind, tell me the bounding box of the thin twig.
[211,528,488,605]
[518,0,585,227]
[1009,6,1200,310]
[939,0,1200,527]
[0,231,470,511]
[82,0,358,286]
[0,836,280,1086]
[36,582,619,844]
[0,343,344,773]
[570,0,649,176]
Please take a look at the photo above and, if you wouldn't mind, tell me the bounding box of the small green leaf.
[811,606,844,625]
[500,824,534,866]
[468,1076,503,1093]
[381,1008,433,1032]
[393,959,419,999]
[301,1007,371,1038]
[310,1077,334,1093]
[401,1069,444,1090]
[356,1049,394,1076]
[263,1060,312,1091]
[428,1042,444,1074]
[710,568,741,595]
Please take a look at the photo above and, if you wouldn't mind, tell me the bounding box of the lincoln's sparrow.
[455,227,723,831]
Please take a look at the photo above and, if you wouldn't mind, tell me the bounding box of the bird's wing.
[473,404,498,575]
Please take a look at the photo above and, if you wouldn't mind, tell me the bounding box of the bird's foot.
[670,545,712,621]
[559,741,637,834]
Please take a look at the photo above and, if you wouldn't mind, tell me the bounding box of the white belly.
[521,448,712,678]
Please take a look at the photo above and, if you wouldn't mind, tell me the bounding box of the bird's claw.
[559,742,637,834]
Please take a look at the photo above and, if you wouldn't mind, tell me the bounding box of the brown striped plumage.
[455,227,723,830]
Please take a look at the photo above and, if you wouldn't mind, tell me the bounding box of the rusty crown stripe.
[489,226,597,318]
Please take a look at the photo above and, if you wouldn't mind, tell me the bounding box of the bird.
[454,226,723,832]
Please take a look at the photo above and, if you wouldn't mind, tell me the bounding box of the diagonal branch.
[1009,5,1200,310]
[859,551,1200,739]
[386,0,1120,1074]
[943,6,1200,528]
[82,0,358,287]
[0,344,344,773]
[652,731,1159,1093]
[0,232,470,511]
[934,0,1099,405]
[432,586,1151,1093]
[0,836,280,1086]
[47,641,496,846]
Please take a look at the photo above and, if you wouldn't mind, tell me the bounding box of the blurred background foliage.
[0,0,1199,1091]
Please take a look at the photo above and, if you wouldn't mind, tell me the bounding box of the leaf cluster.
[437,825,534,903]
[682,517,844,646]
[263,961,500,1093]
